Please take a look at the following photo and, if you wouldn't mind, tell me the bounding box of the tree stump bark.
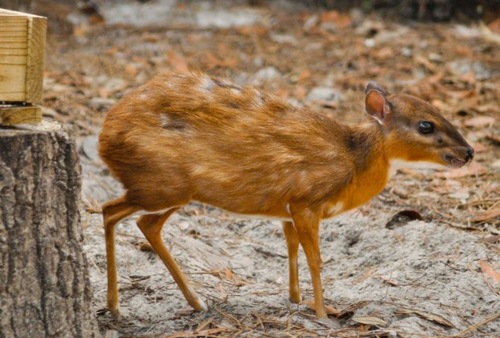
[0,121,100,338]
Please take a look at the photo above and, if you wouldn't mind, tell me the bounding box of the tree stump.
[0,121,100,337]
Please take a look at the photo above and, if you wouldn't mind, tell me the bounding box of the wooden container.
[0,8,47,125]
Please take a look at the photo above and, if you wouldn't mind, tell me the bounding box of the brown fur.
[99,72,473,318]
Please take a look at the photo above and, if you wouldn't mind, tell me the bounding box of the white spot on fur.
[231,88,242,95]
[250,90,265,108]
[138,93,149,101]
[198,76,215,92]
[159,114,171,127]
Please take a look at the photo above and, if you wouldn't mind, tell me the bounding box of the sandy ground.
[79,148,499,337]
[36,0,500,336]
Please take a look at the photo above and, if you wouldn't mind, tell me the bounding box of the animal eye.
[418,121,434,135]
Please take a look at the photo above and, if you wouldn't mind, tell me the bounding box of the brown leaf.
[319,11,352,29]
[352,266,376,285]
[486,133,500,145]
[236,25,268,37]
[373,47,394,60]
[397,308,455,327]
[470,143,488,153]
[464,116,495,128]
[480,260,500,283]
[352,316,388,327]
[376,275,399,286]
[125,64,138,76]
[194,317,214,333]
[473,207,500,222]
[386,210,424,229]
[166,51,189,73]
[202,52,222,69]
[415,55,438,73]
[297,68,311,81]
[487,17,500,33]
[224,267,234,280]
[479,235,500,245]
[98,87,109,98]
[294,85,307,100]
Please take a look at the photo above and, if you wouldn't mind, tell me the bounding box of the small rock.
[307,87,344,102]
[449,190,470,201]
[89,97,116,111]
[41,106,58,118]
[80,135,100,162]
[303,14,318,31]
[196,9,261,28]
[448,59,493,80]
[253,66,281,85]
[269,33,297,45]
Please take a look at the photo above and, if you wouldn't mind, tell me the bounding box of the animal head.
[365,81,474,167]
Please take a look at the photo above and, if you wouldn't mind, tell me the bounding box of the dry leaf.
[352,266,376,285]
[473,207,500,222]
[397,308,455,327]
[464,116,495,128]
[479,235,500,245]
[415,55,438,73]
[98,87,109,98]
[373,47,394,60]
[480,260,500,283]
[352,316,388,327]
[125,64,138,76]
[386,210,424,229]
[236,25,268,37]
[486,134,500,145]
[319,10,352,29]
[297,68,311,81]
[487,17,500,33]
[377,275,399,286]
[294,85,307,100]
[224,267,234,280]
[194,317,214,333]
[166,51,189,73]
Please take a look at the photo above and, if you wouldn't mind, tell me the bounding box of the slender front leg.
[102,195,141,317]
[289,205,326,318]
[137,208,208,312]
[282,221,301,303]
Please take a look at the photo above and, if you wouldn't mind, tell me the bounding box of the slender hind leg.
[282,221,301,303]
[137,208,208,312]
[102,195,141,317]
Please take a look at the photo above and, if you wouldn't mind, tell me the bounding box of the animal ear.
[365,81,391,124]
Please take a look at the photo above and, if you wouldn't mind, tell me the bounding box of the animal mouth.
[443,154,467,168]
[449,158,466,168]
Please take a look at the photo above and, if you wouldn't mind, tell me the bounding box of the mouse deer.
[99,72,474,318]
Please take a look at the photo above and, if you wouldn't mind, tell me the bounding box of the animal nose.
[466,147,474,161]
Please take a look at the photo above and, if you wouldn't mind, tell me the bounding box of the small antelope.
[99,72,474,318]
